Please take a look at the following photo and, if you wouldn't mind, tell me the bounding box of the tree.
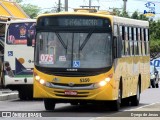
[14,0,41,18]
[120,11,130,18]
[45,2,64,13]
[14,0,22,3]
[21,4,41,18]
[149,20,160,59]
[131,11,139,19]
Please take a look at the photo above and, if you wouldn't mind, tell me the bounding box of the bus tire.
[19,90,27,100]
[18,86,33,100]
[130,83,140,106]
[156,83,159,88]
[110,85,122,111]
[121,98,130,106]
[0,65,4,88]
[151,80,156,88]
[44,99,56,111]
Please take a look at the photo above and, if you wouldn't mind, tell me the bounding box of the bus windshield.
[35,31,112,69]
[7,22,36,45]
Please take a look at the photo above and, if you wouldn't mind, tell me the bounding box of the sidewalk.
[0,89,18,101]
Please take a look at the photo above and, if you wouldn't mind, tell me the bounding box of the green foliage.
[21,4,40,18]
[14,0,41,18]
[120,11,130,18]
[14,0,23,3]
[150,39,160,53]
[149,20,160,58]
[43,2,64,13]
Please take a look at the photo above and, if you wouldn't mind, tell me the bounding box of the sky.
[22,0,160,20]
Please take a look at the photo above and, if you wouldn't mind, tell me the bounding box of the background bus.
[32,9,150,111]
[0,19,36,100]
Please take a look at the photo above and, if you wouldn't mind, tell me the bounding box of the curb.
[0,92,18,101]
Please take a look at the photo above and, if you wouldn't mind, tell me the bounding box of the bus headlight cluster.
[35,75,53,87]
[35,75,46,85]
[94,77,111,89]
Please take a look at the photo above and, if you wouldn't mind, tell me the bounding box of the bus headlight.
[35,75,40,81]
[94,77,111,89]
[99,81,107,86]
[39,79,45,85]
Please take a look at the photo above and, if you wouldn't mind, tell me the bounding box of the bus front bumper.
[33,80,118,101]
[4,76,33,86]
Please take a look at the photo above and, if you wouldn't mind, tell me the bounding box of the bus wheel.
[110,87,121,111]
[19,90,27,100]
[156,83,159,88]
[121,98,130,106]
[0,65,4,88]
[44,99,56,111]
[151,80,156,88]
[130,83,140,106]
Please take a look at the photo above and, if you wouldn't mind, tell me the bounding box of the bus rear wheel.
[44,99,56,111]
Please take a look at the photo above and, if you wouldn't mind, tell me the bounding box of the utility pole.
[58,0,61,12]
[80,0,100,10]
[64,0,68,11]
[123,0,127,13]
[89,0,91,8]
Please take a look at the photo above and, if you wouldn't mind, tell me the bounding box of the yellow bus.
[31,9,150,111]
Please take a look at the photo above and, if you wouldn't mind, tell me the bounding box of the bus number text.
[80,78,90,82]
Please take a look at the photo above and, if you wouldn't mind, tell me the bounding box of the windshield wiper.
[55,32,67,49]
[79,29,94,51]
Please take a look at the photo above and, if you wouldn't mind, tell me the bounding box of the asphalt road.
[0,87,160,120]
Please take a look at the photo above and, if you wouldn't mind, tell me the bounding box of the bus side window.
[114,24,122,58]
[145,28,149,55]
[134,28,138,55]
[129,27,133,56]
[141,28,145,56]
[114,24,118,36]
[125,26,129,56]
[121,26,125,56]
[144,28,148,55]
[138,28,141,55]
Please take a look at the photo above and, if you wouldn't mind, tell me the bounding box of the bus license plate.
[64,90,77,95]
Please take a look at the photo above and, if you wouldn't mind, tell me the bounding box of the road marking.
[89,102,160,120]
[89,117,102,120]
[125,102,160,111]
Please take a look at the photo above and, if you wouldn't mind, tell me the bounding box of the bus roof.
[113,16,149,27]
[37,10,149,27]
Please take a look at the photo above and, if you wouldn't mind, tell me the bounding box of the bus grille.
[49,82,95,90]
[52,83,93,87]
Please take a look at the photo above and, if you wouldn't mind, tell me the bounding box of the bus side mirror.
[27,34,33,46]
[113,36,117,58]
